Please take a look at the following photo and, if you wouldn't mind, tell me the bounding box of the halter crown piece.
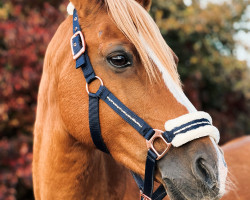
[68,3,220,200]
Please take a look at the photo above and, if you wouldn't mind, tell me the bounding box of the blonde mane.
[105,0,181,86]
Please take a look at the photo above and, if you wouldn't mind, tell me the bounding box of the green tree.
[151,0,250,143]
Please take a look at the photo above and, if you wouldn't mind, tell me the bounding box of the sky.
[234,5,250,66]
[183,0,250,67]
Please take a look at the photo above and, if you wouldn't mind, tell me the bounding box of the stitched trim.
[107,96,143,128]
[173,121,210,135]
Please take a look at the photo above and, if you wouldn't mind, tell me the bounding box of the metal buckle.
[86,76,104,94]
[146,129,171,160]
[70,31,86,60]
[140,191,152,200]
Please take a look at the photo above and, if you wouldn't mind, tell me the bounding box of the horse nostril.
[195,158,217,190]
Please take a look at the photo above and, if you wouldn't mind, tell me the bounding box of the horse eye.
[107,55,131,68]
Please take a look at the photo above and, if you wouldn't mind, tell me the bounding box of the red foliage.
[0,1,66,199]
[0,137,32,199]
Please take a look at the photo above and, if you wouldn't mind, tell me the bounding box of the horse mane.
[105,0,181,86]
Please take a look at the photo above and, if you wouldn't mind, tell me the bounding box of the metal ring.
[146,129,171,160]
[86,76,104,94]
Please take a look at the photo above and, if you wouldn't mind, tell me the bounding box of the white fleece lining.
[171,125,220,147]
[67,2,74,15]
[164,111,220,147]
[165,111,212,131]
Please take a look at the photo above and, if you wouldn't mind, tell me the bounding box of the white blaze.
[141,36,227,195]
[140,36,197,113]
[211,138,228,195]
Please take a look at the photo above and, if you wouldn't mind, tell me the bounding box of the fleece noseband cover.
[164,111,220,147]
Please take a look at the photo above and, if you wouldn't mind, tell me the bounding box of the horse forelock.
[104,0,181,86]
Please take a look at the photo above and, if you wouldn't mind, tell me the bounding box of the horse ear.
[171,50,179,65]
[135,0,152,11]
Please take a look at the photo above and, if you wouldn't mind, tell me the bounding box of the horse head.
[34,0,228,199]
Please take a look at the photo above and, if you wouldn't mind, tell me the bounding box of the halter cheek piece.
[70,9,220,200]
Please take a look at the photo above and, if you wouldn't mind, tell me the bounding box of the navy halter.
[70,9,215,200]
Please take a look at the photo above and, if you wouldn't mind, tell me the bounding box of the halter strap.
[70,9,220,200]
[71,9,166,199]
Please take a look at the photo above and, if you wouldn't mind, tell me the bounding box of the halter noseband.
[70,8,219,200]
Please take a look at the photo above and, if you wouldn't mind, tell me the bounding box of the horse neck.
[34,91,132,199]
[33,50,135,200]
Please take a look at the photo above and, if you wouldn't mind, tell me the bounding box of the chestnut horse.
[33,0,228,199]
[221,136,250,200]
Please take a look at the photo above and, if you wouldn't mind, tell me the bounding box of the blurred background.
[0,0,249,199]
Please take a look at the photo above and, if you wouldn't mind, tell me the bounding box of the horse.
[220,136,250,200]
[32,0,228,199]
